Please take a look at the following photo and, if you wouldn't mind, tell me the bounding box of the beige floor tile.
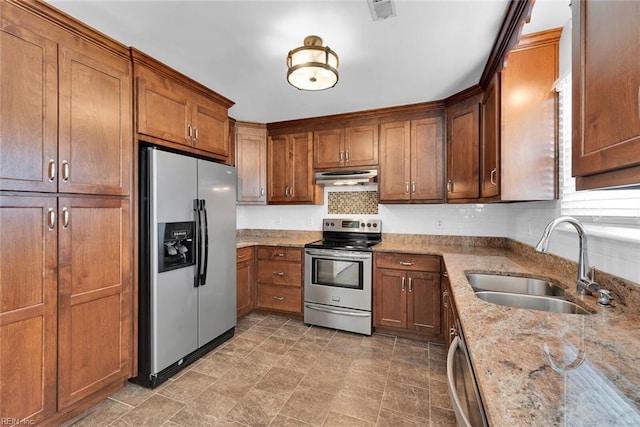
[376,408,427,426]
[429,357,447,383]
[396,336,430,348]
[299,364,347,395]
[293,335,332,353]
[429,343,448,362]
[381,380,430,422]
[278,347,319,374]
[259,315,292,329]
[255,366,305,396]
[240,327,275,344]
[272,321,311,340]
[323,411,375,426]
[157,371,216,404]
[430,406,457,427]
[217,336,261,358]
[304,326,337,340]
[224,387,288,427]
[388,360,431,389]
[329,384,382,423]
[192,352,238,378]
[109,382,155,407]
[343,368,388,392]
[429,379,453,410]
[279,386,334,425]
[110,394,184,427]
[169,389,238,426]
[269,414,314,426]
[392,343,430,367]
[60,397,132,427]
[257,336,297,355]
[243,348,284,367]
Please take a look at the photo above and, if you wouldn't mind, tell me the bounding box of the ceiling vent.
[368,0,397,21]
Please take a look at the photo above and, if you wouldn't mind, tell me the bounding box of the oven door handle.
[305,250,371,260]
[304,303,371,317]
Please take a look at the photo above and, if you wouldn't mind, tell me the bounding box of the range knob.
[361,222,365,228]
[330,222,335,227]
[373,223,378,228]
[325,222,330,227]
[367,223,371,227]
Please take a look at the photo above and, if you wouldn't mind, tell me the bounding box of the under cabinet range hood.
[315,169,378,186]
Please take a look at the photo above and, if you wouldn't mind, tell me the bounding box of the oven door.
[304,249,372,311]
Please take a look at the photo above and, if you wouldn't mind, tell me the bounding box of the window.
[557,74,640,227]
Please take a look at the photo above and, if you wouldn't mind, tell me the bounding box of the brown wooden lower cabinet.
[0,195,132,422]
[236,246,255,318]
[373,252,442,341]
[255,246,303,315]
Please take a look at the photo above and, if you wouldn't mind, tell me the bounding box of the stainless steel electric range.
[303,218,382,335]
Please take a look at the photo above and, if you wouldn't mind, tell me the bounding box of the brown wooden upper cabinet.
[480,29,560,201]
[132,49,234,164]
[446,93,481,202]
[313,124,379,169]
[268,132,320,204]
[572,1,640,190]
[379,117,444,203]
[1,13,132,196]
[236,122,267,205]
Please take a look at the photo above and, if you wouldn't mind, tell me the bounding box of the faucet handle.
[589,266,597,281]
[597,289,614,307]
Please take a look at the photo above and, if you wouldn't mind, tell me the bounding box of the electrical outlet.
[275,216,282,225]
[436,218,444,229]
[306,217,313,228]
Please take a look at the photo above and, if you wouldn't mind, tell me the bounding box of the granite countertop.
[377,235,640,426]
[237,231,640,424]
[236,229,321,249]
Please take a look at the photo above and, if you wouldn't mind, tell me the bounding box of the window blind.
[557,74,640,226]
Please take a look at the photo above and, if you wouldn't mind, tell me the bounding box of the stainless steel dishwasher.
[447,320,489,427]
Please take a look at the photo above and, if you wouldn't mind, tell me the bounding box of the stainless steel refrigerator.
[134,146,236,388]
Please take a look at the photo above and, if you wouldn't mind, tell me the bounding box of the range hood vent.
[315,169,378,186]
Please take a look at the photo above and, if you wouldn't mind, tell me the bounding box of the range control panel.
[322,218,381,233]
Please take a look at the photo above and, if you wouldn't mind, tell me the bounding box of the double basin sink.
[466,273,592,315]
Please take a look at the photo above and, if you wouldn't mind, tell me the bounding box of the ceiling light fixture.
[287,35,339,91]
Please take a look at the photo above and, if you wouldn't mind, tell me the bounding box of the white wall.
[238,192,640,285]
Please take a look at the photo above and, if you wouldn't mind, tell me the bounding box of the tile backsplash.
[328,190,378,215]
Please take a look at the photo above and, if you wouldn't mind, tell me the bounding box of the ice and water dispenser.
[158,222,195,272]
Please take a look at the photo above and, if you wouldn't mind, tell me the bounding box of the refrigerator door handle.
[200,199,209,286]
[193,199,202,287]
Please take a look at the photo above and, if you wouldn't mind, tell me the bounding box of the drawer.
[256,284,302,313]
[257,246,302,262]
[236,246,254,263]
[375,252,440,272]
[257,260,302,287]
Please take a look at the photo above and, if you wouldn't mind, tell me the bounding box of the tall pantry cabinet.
[0,1,132,423]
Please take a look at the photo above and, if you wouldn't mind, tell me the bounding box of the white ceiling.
[48,0,570,123]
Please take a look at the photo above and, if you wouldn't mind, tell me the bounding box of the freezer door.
[197,159,237,346]
[150,149,199,374]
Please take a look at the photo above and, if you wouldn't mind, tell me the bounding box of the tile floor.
[64,313,456,426]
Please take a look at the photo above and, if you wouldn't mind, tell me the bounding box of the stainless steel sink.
[475,291,592,315]
[466,273,566,297]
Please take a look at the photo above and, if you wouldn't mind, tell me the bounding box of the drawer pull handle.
[399,261,414,266]
[273,296,284,301]
[274,271,285,276]
[237,254,246,259]
[276,253,285,257]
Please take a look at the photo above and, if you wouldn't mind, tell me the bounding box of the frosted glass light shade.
[287,35,339,91]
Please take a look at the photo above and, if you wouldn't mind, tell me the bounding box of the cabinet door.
[374,268,407,329]
[192,95,229,158]
[237,260,254,319]
[136,68,191,146]
[345,125,379,167]
[411,117,444,201]
[289,132,314,203]
[0,20,57,192]
[58,42,132,195]
[57,197,131,410]
[0,196,57,423]
[314,128,344,169]
[572,1,640,189]
[407,271,441,334]
[236,125,267,204]
[379,121,411,202]
[267,135,290,202]
[481,74,500,198]
[447,99,480,200]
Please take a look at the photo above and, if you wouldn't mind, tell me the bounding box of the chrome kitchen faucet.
[534,216,601,295]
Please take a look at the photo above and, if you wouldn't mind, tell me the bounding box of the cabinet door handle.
[401,276,406,291]
[411,181,416,194]
[284,186,289,197]
[260,187,265,196]
[273,296,284,301]
[274,271,285,276]
[399,261,414,266]
[447,179,453,193]
[339,151,344,162]
[61,160,70,182]
[47,208,56,231]
[48,159,56,182]
[490,168,497,186]
[408,277,413,292]
[194,127,199,142]
[62,207,70,229]
[188,125,193,139]
[405,182,410,194]
[345,150,349,161]
[443,290,448,307]
[289,186,294,197]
